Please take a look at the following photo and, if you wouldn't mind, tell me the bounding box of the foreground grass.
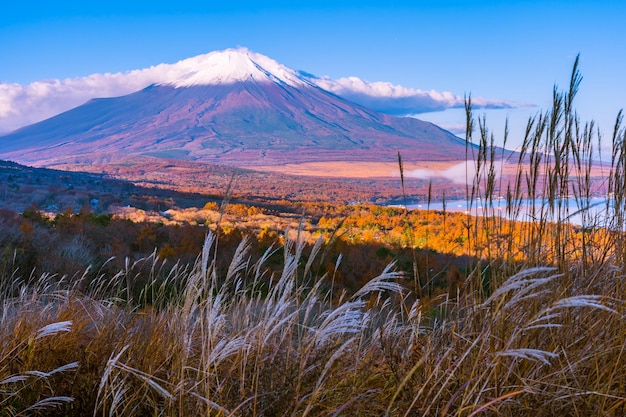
[1,230,624,416]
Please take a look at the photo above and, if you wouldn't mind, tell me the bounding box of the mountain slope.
[0,48,469,167]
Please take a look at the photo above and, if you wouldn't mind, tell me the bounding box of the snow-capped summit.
[161,48,307,88]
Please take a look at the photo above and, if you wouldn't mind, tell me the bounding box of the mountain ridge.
[0,48,471,168]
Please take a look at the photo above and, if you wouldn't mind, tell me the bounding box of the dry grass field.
[246,160,462,178]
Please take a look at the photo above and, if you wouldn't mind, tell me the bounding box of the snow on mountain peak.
[162,48,306,88]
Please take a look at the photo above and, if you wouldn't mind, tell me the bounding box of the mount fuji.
[0,48,470,168]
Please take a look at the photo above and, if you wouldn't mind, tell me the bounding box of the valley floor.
[245,160,462,178]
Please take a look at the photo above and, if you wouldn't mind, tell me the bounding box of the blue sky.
[1,1,624,151]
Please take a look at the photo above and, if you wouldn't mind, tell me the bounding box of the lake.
[405,196,616,226]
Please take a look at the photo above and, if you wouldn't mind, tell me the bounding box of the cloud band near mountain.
[0,53,516,133]
[311,76,514,115]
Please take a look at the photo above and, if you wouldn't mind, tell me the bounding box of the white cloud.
[402,160,503,185]
[0,66,176,133]
[309,75,515,115]
[0,49,518,133]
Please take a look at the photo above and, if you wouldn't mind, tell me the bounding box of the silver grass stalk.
[352,262,404,300]
[495,348,559,366]
[26,362,79,379]
[0,375,29,385]
[225,234,252,284]
[34,320,72,339]
[200,231,216,281]
[188,391,232,414]
[206,336,249,366]
[262,309,299,345]
[97,344,130,406]
[483,267,558,305]
[303,234,325,279]
[19,396,74,414]
[315,301,366,346]
[546,295,618,314]
[301,336,357,417]
[113,362,173,400]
